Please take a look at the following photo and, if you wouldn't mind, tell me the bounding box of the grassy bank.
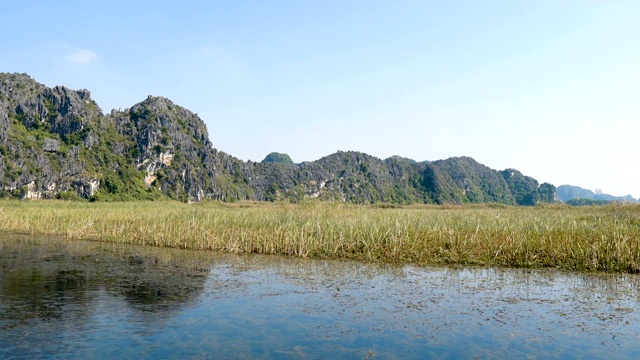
[1,200,639,272]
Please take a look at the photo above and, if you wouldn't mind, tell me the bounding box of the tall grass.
[1,200,639,272]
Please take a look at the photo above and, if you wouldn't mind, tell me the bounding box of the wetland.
[1,201,640,272]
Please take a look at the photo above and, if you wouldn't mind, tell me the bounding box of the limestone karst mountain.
[556,185,638,204]
[0,73,555,204]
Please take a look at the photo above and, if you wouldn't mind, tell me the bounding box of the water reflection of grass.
[1,201,639,272]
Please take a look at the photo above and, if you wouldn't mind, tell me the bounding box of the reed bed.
[1,200,639,272]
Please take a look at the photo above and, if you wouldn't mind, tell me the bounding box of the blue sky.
[2,1,639,198]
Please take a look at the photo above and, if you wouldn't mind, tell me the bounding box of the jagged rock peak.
[0,72,40,88]
[135,95,176,112]
[1,72,94,102]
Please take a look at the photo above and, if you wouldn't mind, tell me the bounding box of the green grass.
[1,200,640,272]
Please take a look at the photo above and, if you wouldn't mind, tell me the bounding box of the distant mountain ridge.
[0,73,556,205]
[556,185,638,203]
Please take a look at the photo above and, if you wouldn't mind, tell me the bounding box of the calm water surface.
[1,234,639,359]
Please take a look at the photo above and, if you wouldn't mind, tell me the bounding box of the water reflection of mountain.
[0,235,212,329]
[4,234,640,359]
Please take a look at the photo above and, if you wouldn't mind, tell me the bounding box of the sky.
[1,1,639,198]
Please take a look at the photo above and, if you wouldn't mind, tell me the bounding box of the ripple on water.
[1,234,640,359]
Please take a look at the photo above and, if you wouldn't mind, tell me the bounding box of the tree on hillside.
[261,152,294,165]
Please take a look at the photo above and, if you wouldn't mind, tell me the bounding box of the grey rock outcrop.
[0,73,103,199]
[42,138,59,152]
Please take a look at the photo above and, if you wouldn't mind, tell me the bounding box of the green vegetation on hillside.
[565,198,613,206]
[262,152,295,165]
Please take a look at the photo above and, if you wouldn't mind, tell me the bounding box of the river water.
[1,234,639,359]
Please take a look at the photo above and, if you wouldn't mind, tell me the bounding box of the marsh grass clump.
[1,200,639,272]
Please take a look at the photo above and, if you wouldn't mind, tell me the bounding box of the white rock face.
[139,152,173,187]
[88,179,100,196]
[24,181,42,200]
[145,175,157,186]
[160,152,174,166]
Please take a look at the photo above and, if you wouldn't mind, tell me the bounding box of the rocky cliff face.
[0,73,103,199]
[0,73,556,205]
